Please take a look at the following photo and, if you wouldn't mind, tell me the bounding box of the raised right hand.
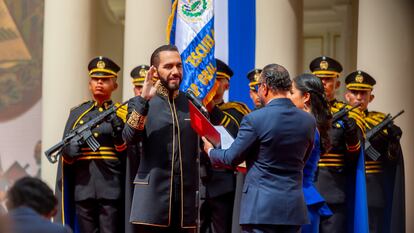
[141,66,160,100]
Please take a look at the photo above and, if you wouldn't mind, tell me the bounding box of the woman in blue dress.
[290,73,333,233]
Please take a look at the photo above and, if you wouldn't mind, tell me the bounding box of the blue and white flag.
[167,0,217,103]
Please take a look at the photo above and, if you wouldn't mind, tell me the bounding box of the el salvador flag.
[168,0,257,109]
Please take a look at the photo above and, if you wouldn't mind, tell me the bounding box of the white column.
[255,0,303,76]
[122,0,170,100]
[357,0,414,231]
[41,0,93,187]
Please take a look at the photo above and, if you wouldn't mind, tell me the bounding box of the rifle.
[44,101,128,164]
[365,110,404,161]
[332,103,361,123]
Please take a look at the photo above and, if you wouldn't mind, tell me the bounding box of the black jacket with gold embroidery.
[123,87,198,228]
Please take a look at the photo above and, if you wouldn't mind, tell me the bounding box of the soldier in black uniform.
[344,70,405,233]
[309,56,364,233]
[123,45,199,233]
[125,65,149,233]
[55,56,127,233]
[246,68,263,109]
[201,59,250,233]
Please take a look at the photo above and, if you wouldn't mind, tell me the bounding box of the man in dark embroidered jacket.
[123,45,198,233]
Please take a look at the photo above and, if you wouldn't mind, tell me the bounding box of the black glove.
[387,124,402,141]
[342,115,360,150]
[62,137,81,160]
[109,113,124,144]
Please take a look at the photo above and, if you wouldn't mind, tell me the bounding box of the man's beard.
[160,76,180,92]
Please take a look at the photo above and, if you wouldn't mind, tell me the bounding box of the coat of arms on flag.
[167,0,217,104]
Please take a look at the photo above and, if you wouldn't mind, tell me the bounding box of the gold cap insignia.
[355,73,364,83]
[254,70,261,82]
[320,61,329,70]
[97,61,106,69]
[139,68,148,78]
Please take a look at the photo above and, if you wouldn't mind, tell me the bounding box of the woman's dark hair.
[293,73,332,152]
[6,177,57,216]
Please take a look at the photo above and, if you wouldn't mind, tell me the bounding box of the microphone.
[185,90,209,118]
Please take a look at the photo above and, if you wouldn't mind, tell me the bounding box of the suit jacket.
[123,86,198,228]
[209,98,316,225]
[9,207,72,233]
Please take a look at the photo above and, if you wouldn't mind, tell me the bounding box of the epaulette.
[330,100,346,114]
[366,111,386,122]
[70,100,93,111]
[219,101,251,116]
[115,103,128,122]
[365,111,387,133]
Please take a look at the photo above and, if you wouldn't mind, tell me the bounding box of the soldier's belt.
[318,153,345,167]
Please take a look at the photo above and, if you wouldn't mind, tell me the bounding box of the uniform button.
[98,107,104,112]
[79,120,84,124]
[96,124,100,128]
[94,132,99,137]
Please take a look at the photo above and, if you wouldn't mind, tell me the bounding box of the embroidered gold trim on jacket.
[127,110,146,130]
[365,160,382,165]
[366,169,383,174]
[321,153,344,157]
[156,83,179,99]
[82,151,116,156]
[131,221,169,227]
[167,98,175,226]
[319,158,344,162]
[81,146,114,151]
[76,155,118,160]
[318,163,344,167]
[365,165,382,169]
[223,111,240,128]
[72,103,95,129]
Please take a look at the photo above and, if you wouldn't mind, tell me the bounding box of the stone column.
[122,0,170,100]
[357,0,414,231]
[41,0,94,187]
[255,0,303,76]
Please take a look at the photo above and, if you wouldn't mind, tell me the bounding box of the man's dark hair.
[260,63,292,92]
[6,177,57,216]
[150,44,179,67]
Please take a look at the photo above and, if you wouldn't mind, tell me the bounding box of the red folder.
[188,101,221,147]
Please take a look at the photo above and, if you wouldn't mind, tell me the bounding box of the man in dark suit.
[6,177,72,233]
[203,63,316,233]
